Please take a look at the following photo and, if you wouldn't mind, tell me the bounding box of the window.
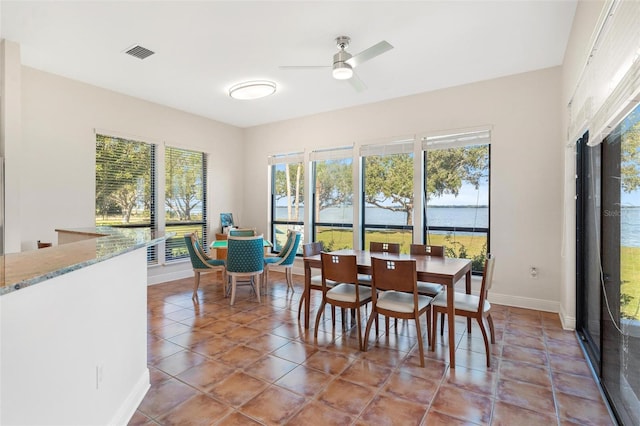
[361,139,415,252]
[269,153,304,252]
[422,131,490,274]
[311,147,353,250]
[95,134,156,263]
[164,146,207,262]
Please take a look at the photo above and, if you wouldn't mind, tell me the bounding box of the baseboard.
[110,368,150,426]
[489,292,560,314]
[147,268,192,285]
[559,303,577,330]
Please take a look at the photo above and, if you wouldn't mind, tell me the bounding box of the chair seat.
[264,256,284,265]
[327,283,372,303]
[377,291,432,313]
[416,281,443,296]
[310,275,336,287]
[432,291,491,313]
[205,258,226,267]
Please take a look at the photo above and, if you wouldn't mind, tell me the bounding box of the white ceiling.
[1,1,577,128]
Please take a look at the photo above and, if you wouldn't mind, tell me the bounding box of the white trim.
[109,369,150,426]
[488,292,560,315]
[559,303,577,330]
[267,152,304,165]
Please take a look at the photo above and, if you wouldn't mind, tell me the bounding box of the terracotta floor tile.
[360,344,409,368]
[303,349,354,375]
[359,393,428,425]
[501,345,547,366]
[430,384,492,425]
[340,358,393,388]
[216,411,263,426]
[127,410,152,426]
[208,371,269,407]
[189,335,238,358]
[154,349,208,376]
[383,369,439,405]
[217,345,264,369]
[503,332,546,351]
[498,359,551,388]
[275,365,333,397]
[223,325,264,343]
[423,409,482,425]
[454,349,498,372]
[156,393,232,425]
[318,378,377,416]
[548,353,592,377]
[174,359,235,392]
[286,400,354,426]
[243,333,291,352]
[147,338,185,364]
[137,377,199,419]
[398,358,448,382]
[545,337,584,358]
[457,336,503,357]
[152,322,194,339]
[555,391,615,426]
[271,341,318,363]
[445,365,496,395]
[496,378,555,413]
[239,386,307,425]
[552,371,603,401]
[491,401,557,426]
[246,354,298,383]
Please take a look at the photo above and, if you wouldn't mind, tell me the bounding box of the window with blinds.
[269,152,304,253]
[95,134,156,262]
[164,146,207,262]
[311,146,354,250]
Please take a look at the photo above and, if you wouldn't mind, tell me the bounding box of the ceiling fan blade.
[279,65,330,70]
[345,40,393,68]
[348,71,367,92]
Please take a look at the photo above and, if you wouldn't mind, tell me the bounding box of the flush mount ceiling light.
[228,80,276,100]
[332,62,353,80]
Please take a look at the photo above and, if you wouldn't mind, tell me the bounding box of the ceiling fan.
[280,36,393,92]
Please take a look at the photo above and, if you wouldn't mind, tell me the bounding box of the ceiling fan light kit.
[229,80,276,100]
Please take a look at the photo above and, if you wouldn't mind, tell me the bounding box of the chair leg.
[477,317,491,367]
[192,271,200,300]
[230,276,237,306]
[356,307,363,351]
[431,308,437,350]
[255,274,261,304]
[487,313,496,344]
[297,292,305,321]
[440,312,445,336]
[314,300,327,339]
[415,315,425,367]
[426,307,432,348]
[363,310,377,353]
[385,317,390,334]
[285,267,294,292]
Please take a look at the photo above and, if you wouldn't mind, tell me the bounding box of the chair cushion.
[206,258,225,267]
[377,291,432,313]
[310,275,336,287]
[416,281,443,297]
[327,283,372,303]
[432,291,491,313]
[264,256,283,265]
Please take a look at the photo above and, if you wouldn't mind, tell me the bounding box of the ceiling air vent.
[124,44,155,60]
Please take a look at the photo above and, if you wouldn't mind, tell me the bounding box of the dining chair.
[358,241,401,285]
[431,254,496,367]
[314,252,372,350]
[410,244,445,297]
[263,230,301,294]
[364,256,433,367]
[226,234,265,305]
[184,232,226,300]
[298,241,336,321]
[228,228,257,237]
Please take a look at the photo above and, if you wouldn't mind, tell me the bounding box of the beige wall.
[244,67,564,313]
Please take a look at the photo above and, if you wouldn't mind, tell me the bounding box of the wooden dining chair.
[314,252,372,350]
[431,254,496,367]
[410,244,445,297]
[364,256,433,367]
[184,232,226,300]
[358,241,401,286]
[298,242,336,321]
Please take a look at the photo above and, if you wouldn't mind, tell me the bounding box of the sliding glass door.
[577,103,640,425]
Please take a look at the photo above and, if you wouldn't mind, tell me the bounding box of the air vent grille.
[124,45,155,60]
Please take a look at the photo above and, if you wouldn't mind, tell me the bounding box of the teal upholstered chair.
[226,234,265,305]
[184,233,226,300]
[263,230,301,293]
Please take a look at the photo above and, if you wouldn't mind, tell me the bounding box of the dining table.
[302,248,472,368]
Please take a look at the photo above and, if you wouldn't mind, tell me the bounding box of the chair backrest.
[184,233,211,269]
[371,256,418,294]
[370,241,400,254]
[303,241,323,257]
[228,228,256,237]
[227,234,264,274]
[410,244,444,257]
[320,252,358,286]
[475,254,496,312]
[273,231,302,266]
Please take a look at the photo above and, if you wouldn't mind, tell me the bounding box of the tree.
[274,163,304,221]
[621,119,640,193]
[314,160,353,217]
[95,135,152,224]
[363,146,488,225]
[165,148,203,221]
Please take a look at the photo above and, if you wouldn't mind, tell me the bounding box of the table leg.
[447,280,456,368]
[304,261,312,329]
[466,270,472,332]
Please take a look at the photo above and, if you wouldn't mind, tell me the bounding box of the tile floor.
[130,271,616,426]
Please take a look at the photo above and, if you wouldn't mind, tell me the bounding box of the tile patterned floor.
[130,272,616,426]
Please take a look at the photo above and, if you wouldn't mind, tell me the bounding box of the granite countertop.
[0,227,171,296]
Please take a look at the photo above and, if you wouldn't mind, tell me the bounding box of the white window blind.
[569,0,640,145]
[267,152,304,165]
[422,130,491,150]
[309,146,353,162]
[360,138,415,157]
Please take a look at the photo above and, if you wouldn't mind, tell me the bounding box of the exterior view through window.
[423,131,490,274]
[270,154,304,253]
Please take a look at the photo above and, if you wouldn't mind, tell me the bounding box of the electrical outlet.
[529,266,538,279]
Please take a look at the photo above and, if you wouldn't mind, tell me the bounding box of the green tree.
[165,148,203,221]
[315,160,353,217]
[274,163,304,221]
[95,135,152,224]
[621,119,640,193]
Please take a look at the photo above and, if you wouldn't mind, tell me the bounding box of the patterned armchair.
[263,230,302,293]
[184,233,226,300]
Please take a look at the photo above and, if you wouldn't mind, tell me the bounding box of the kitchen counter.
[0,226,167,295]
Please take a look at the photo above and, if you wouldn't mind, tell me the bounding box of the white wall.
[244,67,564,313]
[18,66,244,281]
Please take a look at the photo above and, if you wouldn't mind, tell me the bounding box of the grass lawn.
[621,246,640,320]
